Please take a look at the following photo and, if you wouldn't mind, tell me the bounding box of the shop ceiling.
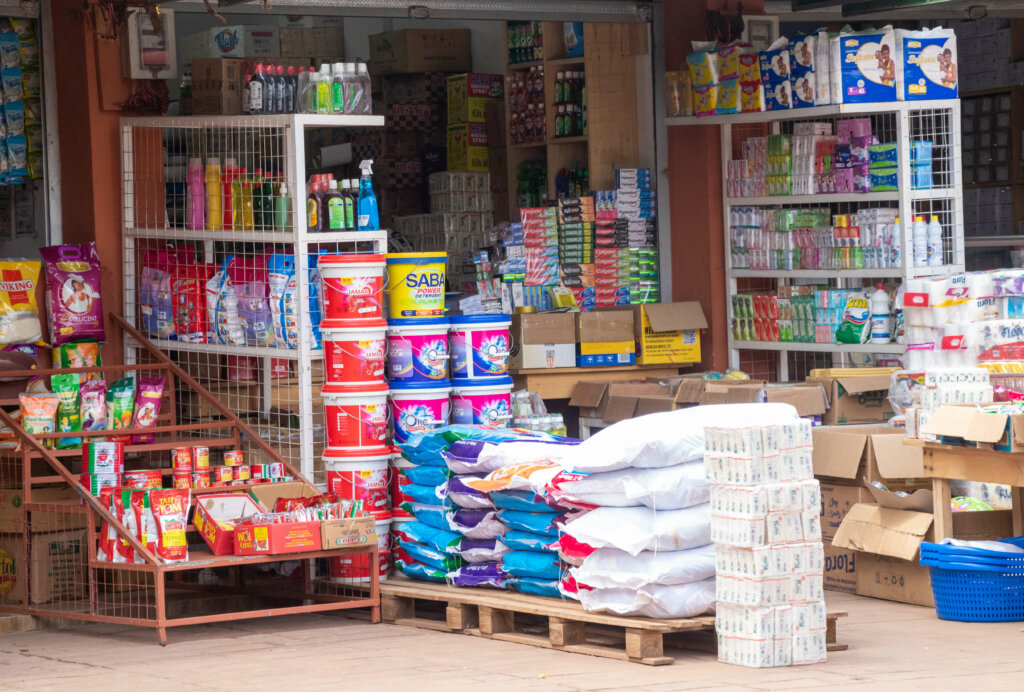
[773,0,1024,19]
[167,0,653,22]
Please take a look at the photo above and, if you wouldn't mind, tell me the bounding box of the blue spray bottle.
[357,159,380,231]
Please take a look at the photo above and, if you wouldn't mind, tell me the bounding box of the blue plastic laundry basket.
[919,536,1024,622]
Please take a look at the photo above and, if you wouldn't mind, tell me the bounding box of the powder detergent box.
[830,29,898,103]
[896,28,957,100]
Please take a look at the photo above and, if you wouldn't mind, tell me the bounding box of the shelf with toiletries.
[707,100,964,376]
[121,114,386,486]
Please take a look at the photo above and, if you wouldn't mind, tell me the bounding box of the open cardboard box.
[673,380,827,418]
[576,309,636,367]
[569,381,674,423]
[247,480,374,550]
[624,302,708,365]
[920,404,1024,451]
[510,312,576,370]
[812,425,928,488]
[832,502,1013,606]
[806,373,894,425]
[193,493,263,555]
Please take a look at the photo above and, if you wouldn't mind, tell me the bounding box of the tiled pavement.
[1,591,1021,691]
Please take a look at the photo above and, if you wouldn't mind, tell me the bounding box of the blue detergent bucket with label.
[386,318,450,384]
[450,376,514,427]
[449,315,512,380]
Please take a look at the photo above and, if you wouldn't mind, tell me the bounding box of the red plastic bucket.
[329,511,392,582]
[321,383,389,449]
[324,447,391,515]
[319,254,386,321]
[321,318,387,385]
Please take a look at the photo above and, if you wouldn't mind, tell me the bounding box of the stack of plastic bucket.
[318,253,391,582]
[448,314,514,426]
[384,252,450,567]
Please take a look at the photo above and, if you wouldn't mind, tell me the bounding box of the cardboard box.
[191,59,244,116]
[671,379,828,419]
[369,29,472,75]
[321,515,376,549]
[823,543,858,594]
[628,302,707,365]
[447,73,504,124]
[193,493,263,555]
[577,310,636,367]
[183,26,280,60]
[234,520,322,556]
[807,373,894,425]
[569,381,674,423]
[248,480,319,512]
[0,529,87,604]
[832,502,1013,606]
[0,487,84,533]
[510,313,576,370]
[812,425,926,486]
[820,482,871,539]
[447,123,490,172]
[920,404,1024,451]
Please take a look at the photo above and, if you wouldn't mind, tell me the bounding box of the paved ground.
[0,591,1021,691]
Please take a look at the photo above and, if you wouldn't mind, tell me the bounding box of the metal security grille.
[121,115,387,486]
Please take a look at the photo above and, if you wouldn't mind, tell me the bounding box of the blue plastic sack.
[502,530,554,553]
[401,482,448,506]
[396,538,465,571]
[392,520,462,553]
[444,475,493,509]
[498,510,561,537]
[401,464,451,486]
[402,502,507,539]
[507,576,562,598]
[500,550,562,579]
[491,489,558,513]
[395,557,447,582]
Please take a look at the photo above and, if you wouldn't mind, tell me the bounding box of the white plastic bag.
[562,504,711,556]
[460,439,578,475]
[548,462,709,509]
[564,404,798,472]
[571,544,716,590]
[576,578,716,618]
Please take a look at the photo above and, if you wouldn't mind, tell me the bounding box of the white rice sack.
[564,404,798,472]
[571,544,716,590]
[576,578,716,618]
[562,504,711,556]
[549,462,709,509]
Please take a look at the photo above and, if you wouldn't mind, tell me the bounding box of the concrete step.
[0,613,38,634]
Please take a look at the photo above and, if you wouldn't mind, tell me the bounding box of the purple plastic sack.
[460,538,509,563]
[40,242,105,346]
[448,561,504,587]
[445,474,494,509]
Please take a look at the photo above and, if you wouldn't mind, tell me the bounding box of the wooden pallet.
[379,578,848,666]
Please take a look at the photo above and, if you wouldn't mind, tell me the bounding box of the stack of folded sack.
[393,425,576,587]
[548,404,801,618]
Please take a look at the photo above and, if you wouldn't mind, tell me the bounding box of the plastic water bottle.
[927,215,943,267]
[912,215,928,268]
[870,284,891,344]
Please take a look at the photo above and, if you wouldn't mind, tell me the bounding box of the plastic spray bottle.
[205,158,222,231]
[927,215,943,267]
[870,284,891,344]
[357,160,379,231]
[186,158,205,230]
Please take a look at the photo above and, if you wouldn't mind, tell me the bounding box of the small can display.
[171,447,193,472]
[192,446,210,469]
[223,450,244,467]
[172,473,191,489]
[233,465,251,481]
[191,471,211,488]
[212,466,234,483]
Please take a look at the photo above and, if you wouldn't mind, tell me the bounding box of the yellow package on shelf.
[808,367,900,379]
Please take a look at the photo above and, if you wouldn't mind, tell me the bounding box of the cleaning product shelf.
[124,228,388,245]
[126,335,323,359]
[731,341,906,354]
[731,265,963,279]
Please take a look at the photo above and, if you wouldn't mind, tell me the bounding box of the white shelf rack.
[120,114,386,484]
[669,100,965,377]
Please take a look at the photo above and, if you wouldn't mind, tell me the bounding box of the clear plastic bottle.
[927,215,943,266]
[342,179,356,230]
[345,62,362,114]
[331,62,345,114]
[890,216,902,268]
[275,183,290,232]
[274,65,286,114]
[357,63,372,114]
[326,179,345,230]
[296,67,312,113]
[316,65,331,114]
[247,63,267,115]
[285,66,297,113]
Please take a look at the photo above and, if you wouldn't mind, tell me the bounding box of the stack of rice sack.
[465,438,580,598]
[547,404,801,619]
[393,425,573,587]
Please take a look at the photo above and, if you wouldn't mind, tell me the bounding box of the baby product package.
[687,46,718,87]
[764,80,793,111]
[813,30,833,105]
[830,27,897,103]
[759,45,791,87]
[895,27,957,100]
[790,72,816,108]
[39,242,105,347]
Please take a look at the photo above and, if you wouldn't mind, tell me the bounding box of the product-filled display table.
[512,364,683,400]
[913,440,1024,541]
